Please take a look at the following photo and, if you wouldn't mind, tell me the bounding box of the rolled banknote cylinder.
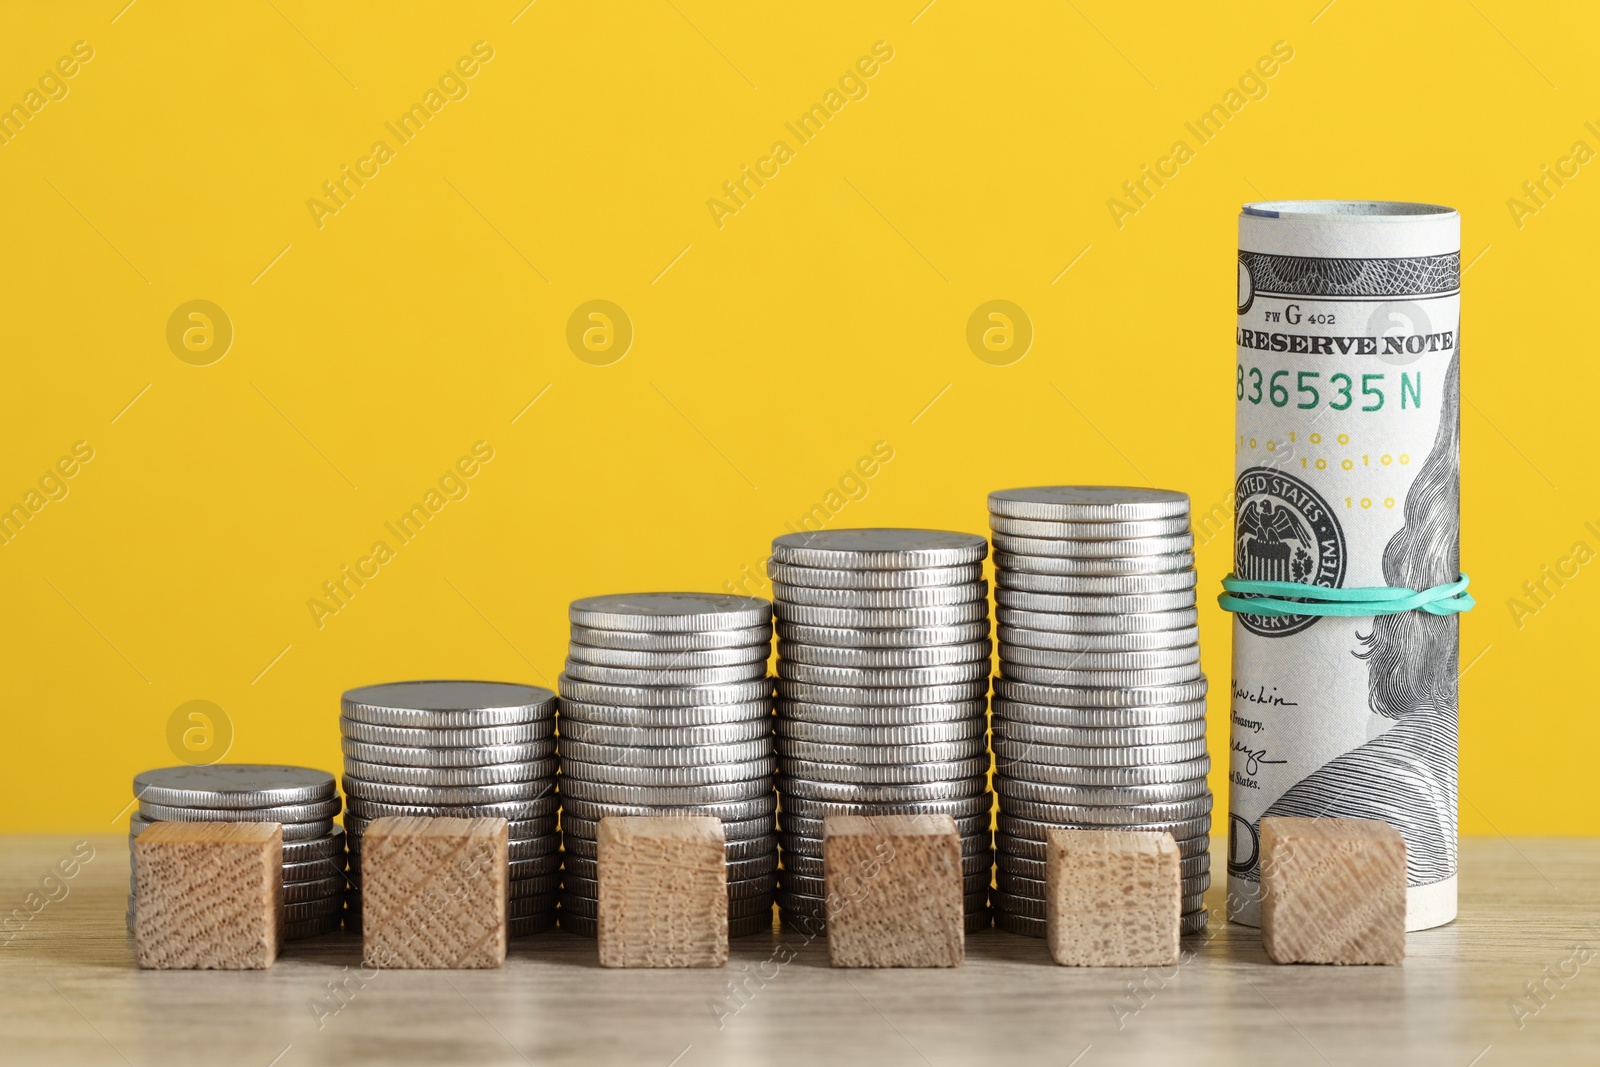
[1228,201,1460,931]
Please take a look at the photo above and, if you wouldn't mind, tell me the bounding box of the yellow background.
[2,1,1594,835]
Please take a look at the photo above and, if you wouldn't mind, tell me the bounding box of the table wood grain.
[2,835,1596,1066]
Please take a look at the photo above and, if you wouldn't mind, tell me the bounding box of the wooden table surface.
[3,835,1596,1066]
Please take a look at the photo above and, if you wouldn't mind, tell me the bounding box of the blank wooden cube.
[134,822,282,969]
[597,816,727,968]
[1260,816,1405,965]
[823,813,964,968]
[1045,829,1179,967]
[362,816,507,969]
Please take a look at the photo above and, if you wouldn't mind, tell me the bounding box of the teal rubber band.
[1217,572,1474,618]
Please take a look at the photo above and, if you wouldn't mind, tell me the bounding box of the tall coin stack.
[987,487,1212,936]
[128,765,345,939]
[769,529,994,934]
[341,681,560,937]
[557,593,777,938]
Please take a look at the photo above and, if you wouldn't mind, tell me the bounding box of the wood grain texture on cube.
[362,816,507,969]
[1261,817,1406,965]
[1045,829,1179,967]
[134,821,282,970]
[597,816,727,968]
[823,813,964,968]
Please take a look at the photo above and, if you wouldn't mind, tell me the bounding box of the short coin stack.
[987,487,1212,937]
[128,764,345,939]
[341,681,560,937]
[557,593,777,938]
[769,529,994,934]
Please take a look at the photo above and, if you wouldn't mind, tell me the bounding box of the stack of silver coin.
[988,486,1212,937]
[557,593,777,938]
[128,764,345,939]
[341,681,560,937]
[769,529,994,934]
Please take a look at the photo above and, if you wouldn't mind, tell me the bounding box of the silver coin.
[776,698,986,726]
[132,765,335,810]
[776,639,990,670]
[339,718,553,748]
[285,914,344,940]
[562,852,778,884]
[341,774,555,806]
[776,737,988,766]
[510,912,561,937]
[341,681,556,728]
[284,897,345,923]
[776,718,985,746]
[506,893,560,919]
[770,529,987,570]
[991,717,1207,748]
[561,661,768,686]
[566,641,768,668]
[997,849,1209,881]
[283,854,348,882]
[999,644,1198,670]
[988,691,1199,733]
[778,791,992,821]
[568,623,770,651]
[992,830,1208,863]
[773,600,989,629]
[992,532,1195,559]
[345,814,556,842]
[557,675,771,709]
[998,624,1202,652]
[992,736,1208,769]
[999,663,1203,688]
[993,677,1208,708]
[772,581,986,610]
[767,561,982,590]
[996,803,1212,840]
[775,620,990,649]
[558,802,774,833]
[776,680,988,707]
[507,873,564,899]
[990,793,1211,825]
[568,592,770,633]
[998,756,1211,788]
[139,797,340,824]
[558,756,774,787]
[342,738,556,768]
[778,830,991,861]
[994,588,1197,615]
[342,795,558,823]
[342,757,548,788]
[555,777,774,806]
[777,775,988,804]
[778,754,988,785]
[776,660,989,689]
[988,514,1191,539]
[988,486,1189,522]
[995,569,1196,595]
[282,827,346,863]
[994,551,1196,577]
[558,697,771,727]
[282,874,347,904]
[996,606,1199,634]
[558,737,772,768]
[558,718,770,748]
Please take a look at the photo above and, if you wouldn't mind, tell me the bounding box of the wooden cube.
[823,813,964,968]
[134,822,282,969]
[597,816,727,968]
[1044,829,1179,967]
[361,816,507,969]
[1260,816,1405,965]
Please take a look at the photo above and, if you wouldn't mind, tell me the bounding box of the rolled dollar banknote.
[1227,201,1461,931]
